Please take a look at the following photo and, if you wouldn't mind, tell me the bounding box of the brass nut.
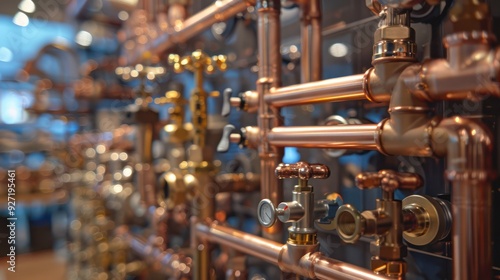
[374,26,414,42]
[366,0,382,15]
[370,242,407,260]
[371,258,407,277]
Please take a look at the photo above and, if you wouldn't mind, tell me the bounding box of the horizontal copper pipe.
[195,222,391,280]
[304,252,391,280]
[266,74,366,107]
[121,231,192,276]
[130,0,254,64]
[215,172,260,193]
[267,124,379,149]
[195,222,282,265]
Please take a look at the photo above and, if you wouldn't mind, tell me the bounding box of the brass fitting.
[371,257,406,279]
[336,170,422,278]
[158,169,196,209]
[155,90,193,144]
[448,0,491,34]
[371,7,416,64]
[258,161,330,246]
[402,195,452,246]
[168,50,227,149]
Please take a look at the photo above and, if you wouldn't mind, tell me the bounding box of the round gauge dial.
[257,199,276,228]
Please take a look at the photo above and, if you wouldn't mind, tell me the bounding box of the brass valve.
[168,50,227,149]
[168,50,227,75]
[155,90,193,144]
[258,162,330,245]
[335,170,423,278]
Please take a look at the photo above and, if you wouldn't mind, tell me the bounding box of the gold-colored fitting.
[448,0,491,34]
[168,50,227,148]
[168,50,227,75]
[287,232,317,245]
[371,257,407,279]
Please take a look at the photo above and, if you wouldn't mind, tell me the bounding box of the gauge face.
[257,199,276,228]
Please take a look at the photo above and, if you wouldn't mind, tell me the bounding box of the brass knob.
[275,161,330,180]
[168,50,227,74]
[355,170,422,193]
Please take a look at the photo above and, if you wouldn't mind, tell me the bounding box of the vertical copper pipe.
[192,172,216,280]
[310,0,322,81]
[432,117,493,280]
[300,5,311,83]
[257,0,283,242]
[451,179,491,279]
[136,123,156,206]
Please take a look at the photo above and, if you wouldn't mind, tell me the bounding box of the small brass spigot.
[258,162,330,245]
[168,50,227,149]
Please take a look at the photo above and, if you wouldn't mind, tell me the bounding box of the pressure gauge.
[257,199,276,228]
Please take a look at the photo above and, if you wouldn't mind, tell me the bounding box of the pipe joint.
[431,116,493,176]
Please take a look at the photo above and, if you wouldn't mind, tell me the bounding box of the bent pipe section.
[431,117,493,280]
[194,222,391,280]
[129,0,255,64]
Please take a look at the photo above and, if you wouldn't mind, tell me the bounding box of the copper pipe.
[300,3,311,83]
[266,74,367,107]
[192,171,217,280]
[122,231,192,276]
[267,124,379,149]
[195,222,282,265]
[431,117,493,280]
[257,0,283,242]
[136,123,156,207]
[195,222,391,280]
[304,252,391,280]
[403,46,500,101]
[310,0,322,82]
[215,173,260,193]
[128,0,254,64]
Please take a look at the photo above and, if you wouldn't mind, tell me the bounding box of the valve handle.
[168,50,227,74]
[217,124,245,153]
[355,170,422,193]
[275,161,330,180]
[221,88,233,117]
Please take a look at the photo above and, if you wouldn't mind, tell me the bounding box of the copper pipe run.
[310,0,322,82]
[432,117,493,280]
[267,124,379,149]
[195,222,391,280]
[129,0,255,64]
[121,231,192,277]
[257,0,283,242]
[215,173,260,193]
[266,74,367,107]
